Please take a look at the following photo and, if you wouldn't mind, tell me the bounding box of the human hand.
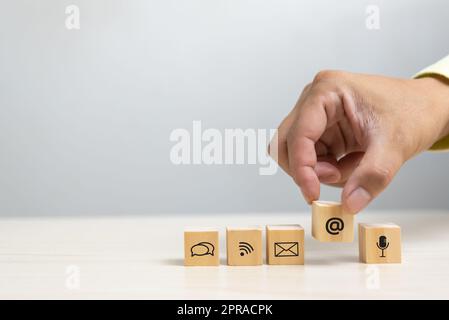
[271,71,449,214]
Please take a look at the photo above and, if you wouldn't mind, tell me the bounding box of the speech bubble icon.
[191,242,215,257]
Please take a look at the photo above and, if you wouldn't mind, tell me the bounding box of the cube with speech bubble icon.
[184,229,219,266]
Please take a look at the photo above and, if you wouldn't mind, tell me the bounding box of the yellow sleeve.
[414,55,449,151]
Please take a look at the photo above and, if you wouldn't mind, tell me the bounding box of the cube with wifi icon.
[226,227,263,266]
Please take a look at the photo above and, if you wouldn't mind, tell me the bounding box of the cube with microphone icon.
[311,201,354,242]
[358,223,401,264]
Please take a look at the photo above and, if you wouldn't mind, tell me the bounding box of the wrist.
[414,76,449,142]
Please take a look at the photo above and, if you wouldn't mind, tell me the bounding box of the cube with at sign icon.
[312,201,354,242]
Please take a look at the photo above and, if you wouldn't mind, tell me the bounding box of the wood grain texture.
[0,211,448,299]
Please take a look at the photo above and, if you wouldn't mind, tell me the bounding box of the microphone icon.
[376,235,389,258]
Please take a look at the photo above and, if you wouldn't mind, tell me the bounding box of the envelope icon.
[274,242,299,257]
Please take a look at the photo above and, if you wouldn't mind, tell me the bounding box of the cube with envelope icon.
[266,225,304,265]
[274,242,299,257]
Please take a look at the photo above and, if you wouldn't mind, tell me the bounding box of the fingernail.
[314,162,340,184]
[345,187,371,214]
[317,173,340,184]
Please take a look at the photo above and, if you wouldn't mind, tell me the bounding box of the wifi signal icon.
[239,242,254,256]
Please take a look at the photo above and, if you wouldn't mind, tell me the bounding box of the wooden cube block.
[312,201,354,242]
[184,228,219,266]
[266,225,304,265]
[359,223,401,264]
[226,227,263,266]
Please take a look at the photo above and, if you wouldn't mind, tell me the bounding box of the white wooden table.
[0,211,448,299]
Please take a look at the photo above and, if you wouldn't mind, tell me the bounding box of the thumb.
[341,141,403,214]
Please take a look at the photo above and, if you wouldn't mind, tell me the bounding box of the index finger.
[287,92,343,203]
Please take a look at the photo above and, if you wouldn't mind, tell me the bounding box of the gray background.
[0,0,448,216]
